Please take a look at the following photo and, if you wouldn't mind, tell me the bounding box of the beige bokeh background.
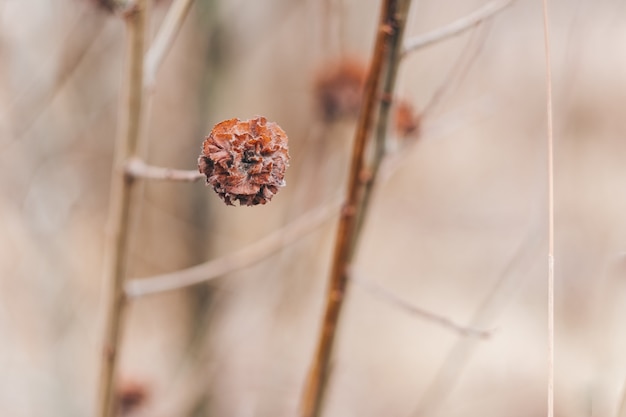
[1,0,626,416]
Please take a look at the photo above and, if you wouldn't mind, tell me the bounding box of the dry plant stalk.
[124,198,341,297]
[97,1,147,417]
[402,0,514,57]
[144,0,194,88]
[351,272,491,339]
[541,0,555,415]
[300,1,412,416]
[125,157,206,182]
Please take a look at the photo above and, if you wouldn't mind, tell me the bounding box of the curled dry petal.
[198,116,290,206]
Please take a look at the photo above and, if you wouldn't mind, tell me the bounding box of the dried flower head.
[88,0,117,12]
[394,99,421,139]
[198,117,290,206]
[116,380,150,415]
[314,59,367,122]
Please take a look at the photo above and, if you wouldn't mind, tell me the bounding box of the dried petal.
[198,117,290,206]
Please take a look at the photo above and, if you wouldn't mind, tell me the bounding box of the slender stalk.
[541,0,555,416]
[300,1,412,416]
[125,198,341,297]
[351,272,491,339]
[125,157,205,182]
[144,0,195,88]
[97,2,147,417]
[619,379,626,417]
[353,0,412,250]
[402,0,513,58]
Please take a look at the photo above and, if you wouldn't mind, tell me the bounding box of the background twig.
[351,271,492,339]
[402,0,513,58]
[541,0,555,415]
[97,3,147,417]
[144,0,195,88]
[125,199,341,297]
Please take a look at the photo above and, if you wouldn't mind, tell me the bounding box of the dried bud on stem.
[198,117,290,206]
[314,59,367,122]
[116,380,149,415]
[393,99,421,138]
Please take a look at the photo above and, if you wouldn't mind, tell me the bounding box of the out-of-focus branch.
[144,0,195,88]
[125,157,205,182]
[97,2,147,417]
[402,0,513,58]
[125,199,341,298]
[351,272,491,339]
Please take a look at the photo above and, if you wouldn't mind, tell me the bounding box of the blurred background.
[1,0,626,416]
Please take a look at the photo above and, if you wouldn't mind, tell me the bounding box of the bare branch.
[125,157,205,182]
[125,199,341,298]
[144,0,195,88]
[351,272,491,339]
[541,0,555,415]
[97,2,147,416]
[402,0,513,58]
[300,1,413,416]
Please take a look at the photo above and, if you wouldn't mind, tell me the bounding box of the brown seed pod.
[116,379,150,415]
[198,117,290,206]
[314,59,367,122]
[393,99,421,139]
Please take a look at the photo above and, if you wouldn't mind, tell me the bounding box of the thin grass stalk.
[97,2,147,417]
[541,0,555,415]
[299,1,412,416]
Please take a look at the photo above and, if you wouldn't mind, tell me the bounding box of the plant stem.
[541,0,555,415]
[351,272,491,339]
[402,0,513,58]
[97,2,146,417]
[353,0,412,252]
[144,0,195,88]
[125,157,205,182]
[299,1,412,417]
[125,198,341,297]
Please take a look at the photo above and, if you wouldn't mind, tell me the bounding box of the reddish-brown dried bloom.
[198,117,290,206]
[116,380,150,415]
[394,99,421,138]
[314,59,367,122]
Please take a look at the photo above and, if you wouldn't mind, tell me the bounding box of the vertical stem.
[97,2,147,417]
[300,1,411,417]
[352,0,412,251]
[540,0,555,417]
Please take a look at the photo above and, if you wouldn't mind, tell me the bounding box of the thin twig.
[618,378,626,417]
[541,0,555,416]
[125,199,341,298]
[410,224,544,417]
[300,1,412,417]
[421,22,490,119]
[3,5,106,150]
[402,0,513,58]
[97,3,147,417]
[353,0,414,249]
[125,157,205,182]
[144,0,195,88]
[351,272,491,339]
